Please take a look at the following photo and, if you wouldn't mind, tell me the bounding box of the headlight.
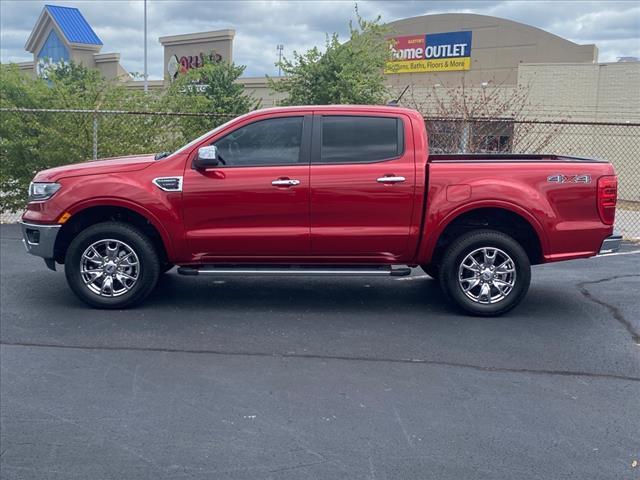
[28,182,61,202]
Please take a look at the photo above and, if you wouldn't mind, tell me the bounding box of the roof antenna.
[387,85,410,106]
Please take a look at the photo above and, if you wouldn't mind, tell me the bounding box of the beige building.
[518,62,640,122]
[251,13,639,121]
[19,4,130,81]
[158,30,234,82]
[377,13,639,122]
[17,6,637,119]
[384,13,597,87]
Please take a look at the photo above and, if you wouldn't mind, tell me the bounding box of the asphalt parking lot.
[1,223,639,480]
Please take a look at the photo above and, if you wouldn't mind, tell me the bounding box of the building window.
[37,29,69,63]
[470,121,513,153]
[426,120,513,153]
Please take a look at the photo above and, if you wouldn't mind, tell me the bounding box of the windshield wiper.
[154,152,171,160]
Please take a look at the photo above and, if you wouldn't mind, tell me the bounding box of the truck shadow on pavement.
[144,271,572,320]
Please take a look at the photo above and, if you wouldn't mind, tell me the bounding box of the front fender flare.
[66,197,177,259]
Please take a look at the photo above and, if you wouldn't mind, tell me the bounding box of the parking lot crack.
[2,341,639,382]
[268,459,329,474]
[577,274,640,344]
[393,406,414,448]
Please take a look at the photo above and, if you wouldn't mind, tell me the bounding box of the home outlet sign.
[385,31,472,74]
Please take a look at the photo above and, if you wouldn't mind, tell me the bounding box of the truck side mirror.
[193,146,219,169]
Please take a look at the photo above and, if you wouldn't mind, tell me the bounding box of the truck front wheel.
[64,222,161,309]
[439,230,531,316]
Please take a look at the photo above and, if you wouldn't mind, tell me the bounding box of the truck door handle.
[272,178,300,187]
[377,176,406,184]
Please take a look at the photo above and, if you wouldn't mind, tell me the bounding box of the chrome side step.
[177,265,412,277]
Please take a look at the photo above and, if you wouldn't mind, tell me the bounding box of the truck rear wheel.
[64,222,161,309]
[439,229,531,316]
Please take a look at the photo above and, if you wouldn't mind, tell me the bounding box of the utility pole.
[143,0,148,92]
[277,44,284,76]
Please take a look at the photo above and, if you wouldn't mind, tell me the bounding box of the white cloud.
[1,0,638,77]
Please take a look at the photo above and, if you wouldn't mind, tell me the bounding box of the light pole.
[143,0,148,93]
[277,44,283,76]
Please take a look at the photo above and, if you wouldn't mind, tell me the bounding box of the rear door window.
[319,116,403,163]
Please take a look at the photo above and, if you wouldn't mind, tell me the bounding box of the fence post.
[460,121,470,153]
[92,111,98,160]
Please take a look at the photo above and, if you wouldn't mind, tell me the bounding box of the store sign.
[385,31,472,74]
[167,50,223,81]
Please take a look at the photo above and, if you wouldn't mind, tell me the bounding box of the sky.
[1,0,639,79]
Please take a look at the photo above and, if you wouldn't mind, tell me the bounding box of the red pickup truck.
[21,105,620,315]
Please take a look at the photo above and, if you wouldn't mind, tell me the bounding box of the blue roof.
[45,5,102,45]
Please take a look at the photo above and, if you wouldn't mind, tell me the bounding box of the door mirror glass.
[194,145,219,169]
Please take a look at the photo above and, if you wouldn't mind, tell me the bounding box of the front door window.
[213,117,303,167]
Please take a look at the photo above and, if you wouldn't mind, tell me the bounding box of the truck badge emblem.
[547,174,591,184]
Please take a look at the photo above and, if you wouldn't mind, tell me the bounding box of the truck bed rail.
[429,153,607,163]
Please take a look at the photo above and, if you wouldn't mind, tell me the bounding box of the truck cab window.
[213,116,303,166]
[320,116,402,163]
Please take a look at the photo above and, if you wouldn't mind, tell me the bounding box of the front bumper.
[20,221,61,269]
[598,234,622,255]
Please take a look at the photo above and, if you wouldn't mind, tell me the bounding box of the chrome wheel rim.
[458,247,516,305]
[80,239,140,297]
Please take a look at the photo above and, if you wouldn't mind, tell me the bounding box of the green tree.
[270,9,391,105]
[0,57,260,213]
[0,62,162,212]
[1,64,51,213]
[163,59,260,139]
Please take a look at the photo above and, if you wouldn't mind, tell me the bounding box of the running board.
[177,265,412,277]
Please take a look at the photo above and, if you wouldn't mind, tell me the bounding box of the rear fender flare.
[420,200,549,264]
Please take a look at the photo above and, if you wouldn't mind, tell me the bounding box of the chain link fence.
[1,108,236,221]
[2,109,639,239]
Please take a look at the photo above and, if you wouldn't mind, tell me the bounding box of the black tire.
[421,264,439,279]
[439,229,531,316]
[64,222,161,309]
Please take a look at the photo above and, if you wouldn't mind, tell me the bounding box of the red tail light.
[597,176,617,225]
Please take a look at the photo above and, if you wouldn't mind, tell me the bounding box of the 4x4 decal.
[547,174,592,184]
